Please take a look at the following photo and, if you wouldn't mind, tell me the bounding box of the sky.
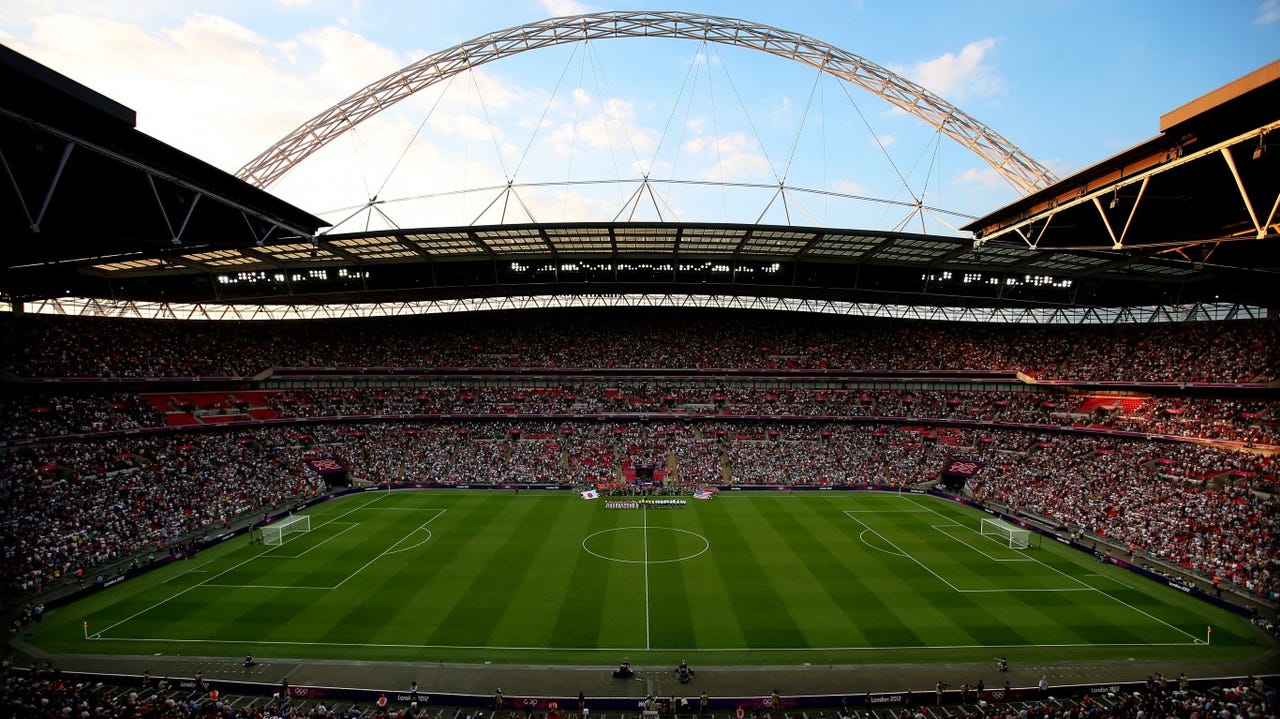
[2,0,1277,236]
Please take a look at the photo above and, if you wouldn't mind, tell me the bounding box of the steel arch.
[238,11,1057,195]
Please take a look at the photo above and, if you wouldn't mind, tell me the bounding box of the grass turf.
[29,490,1266,666]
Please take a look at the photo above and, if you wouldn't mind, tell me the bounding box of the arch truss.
[238,11,1057,196]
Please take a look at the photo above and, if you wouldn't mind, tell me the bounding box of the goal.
[980,518,1031,549]
[261,515,311,546]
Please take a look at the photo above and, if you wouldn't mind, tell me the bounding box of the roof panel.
[91,258,167,272]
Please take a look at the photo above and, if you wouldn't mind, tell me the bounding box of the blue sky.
[2,0,1276,234]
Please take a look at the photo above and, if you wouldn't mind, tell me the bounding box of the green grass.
[29,490,1267,666]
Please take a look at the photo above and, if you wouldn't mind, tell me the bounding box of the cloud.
[684,137,707,154]
[1256,0,1280,23]
[771,95,793,125]
[700,133,772,181]
[539,0,592,16]
[953,167,1004,190]
[831,179,866,196]
[891,38,1003,101]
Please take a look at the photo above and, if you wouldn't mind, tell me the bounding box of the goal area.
[980,518,1030,549]
[262,515,310,546]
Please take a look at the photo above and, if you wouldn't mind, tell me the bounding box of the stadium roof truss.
[22,293,1267,326]
[0,45,327,292]
[965,61,1280,278]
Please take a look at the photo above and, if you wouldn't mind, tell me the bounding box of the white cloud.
[684,137,707,154]
[539,0,592,17]
[700,133,771,181]
[1256,0,1280,23]
[831,179,865,195]
[892,38,1003,101]
[953,167,1003,190]
[771,95,793,125]
[296,25,407,97]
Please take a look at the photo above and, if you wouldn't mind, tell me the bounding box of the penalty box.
[843,498,1084,593]
[213,508,445,590]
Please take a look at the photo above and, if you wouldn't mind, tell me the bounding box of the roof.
[963,61,1280,287]
[0,46,328,300]
[1,49,1276,312]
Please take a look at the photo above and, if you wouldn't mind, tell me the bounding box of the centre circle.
[582,526,710,564]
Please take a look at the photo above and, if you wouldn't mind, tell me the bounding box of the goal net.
[261,515,311,546]
[980,518,1031,549]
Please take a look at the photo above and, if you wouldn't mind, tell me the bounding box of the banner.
[941,459,983,478]
[304,455,348,476]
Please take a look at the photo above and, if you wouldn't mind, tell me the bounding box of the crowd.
[2,310,1275,383]
[3,387,1275,448]
[0,428,329,601]
[1,309,1276,607]
[968,435,1279,601]
[0,662,1274,719]
[2,417,1276,602]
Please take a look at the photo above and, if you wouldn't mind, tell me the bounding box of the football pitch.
[30,490,1261,666]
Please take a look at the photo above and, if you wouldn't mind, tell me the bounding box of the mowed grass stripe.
[593,516,647,649]
[765,497,881,645]
[645,509,697,649]
[710,497,809,648]
[431,495,556,646]
[491,496,587,647]
[319,522,439,645]
[548,502,629,648]
[48,491,1253,664]
[899,495,1196,645]
[351,493,497,645]
[862,497,1057,645]
[666,504,747,650]
[834,505,937,648]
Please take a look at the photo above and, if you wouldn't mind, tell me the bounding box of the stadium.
[1,6,1278,719]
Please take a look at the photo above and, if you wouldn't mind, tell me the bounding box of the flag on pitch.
[693,488,717,500]
[580,489,599,500]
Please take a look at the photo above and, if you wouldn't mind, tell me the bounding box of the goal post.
[980,517,1030,549]
[261,515,311,546]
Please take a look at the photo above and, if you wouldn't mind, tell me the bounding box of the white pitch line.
[930,524,1034,563]
[200,584,336,590]
[331,509,445,589]
[91,635,1202,651]
[262,522,359,559]
[160,558,215,584]
[643,503,651,650]
[93,493,388,639]
[857,529,908,557]
[899,495,1203,643]
[383,526,433,555]
[844,511,961,592]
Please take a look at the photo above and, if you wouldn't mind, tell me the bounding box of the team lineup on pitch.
[36,490,1240,666]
